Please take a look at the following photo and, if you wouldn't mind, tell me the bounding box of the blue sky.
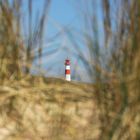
[44,0,82,78]
[7,0,124,82]
[20,0,104,82]
[18,0,81,79]
[49,0,78,25]
[32,0,86,79]
[30,0,81,36]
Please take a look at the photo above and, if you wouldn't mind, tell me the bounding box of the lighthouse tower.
[65,59,71,81]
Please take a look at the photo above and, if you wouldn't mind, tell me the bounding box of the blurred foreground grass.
[0,77,99,140]
[0,76,139,140]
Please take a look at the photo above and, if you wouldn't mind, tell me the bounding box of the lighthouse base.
[66,75,71,81]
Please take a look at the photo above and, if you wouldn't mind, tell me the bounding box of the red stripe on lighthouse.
[65,69,70,74]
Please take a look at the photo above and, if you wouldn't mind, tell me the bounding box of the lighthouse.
[65,59,71,81]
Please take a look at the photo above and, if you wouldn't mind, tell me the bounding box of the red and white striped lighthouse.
[65,59,71,81]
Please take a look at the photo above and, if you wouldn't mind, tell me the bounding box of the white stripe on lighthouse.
[65,65,70,70]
